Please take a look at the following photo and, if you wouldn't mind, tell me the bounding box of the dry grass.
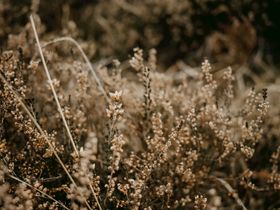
[0,1,280,210]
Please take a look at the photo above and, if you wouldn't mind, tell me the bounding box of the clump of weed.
[0,6,280,210]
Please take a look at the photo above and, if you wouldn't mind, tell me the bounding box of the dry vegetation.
[0,1,280,210]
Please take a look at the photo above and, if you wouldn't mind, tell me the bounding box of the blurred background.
[0,0,279,70]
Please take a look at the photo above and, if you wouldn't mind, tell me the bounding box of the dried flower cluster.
[0,2,280,210]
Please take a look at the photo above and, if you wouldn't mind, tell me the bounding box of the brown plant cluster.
[1,0,280,67]
[0,1,280,210]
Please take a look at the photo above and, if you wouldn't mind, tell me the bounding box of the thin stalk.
[0,73,93,210]
[30,15,103,210]
[215,177,248,210]
[8,174,70,210]
[42,36,109,102]
[30,15,79,157]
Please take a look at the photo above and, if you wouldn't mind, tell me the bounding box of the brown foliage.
[0,2,280,210]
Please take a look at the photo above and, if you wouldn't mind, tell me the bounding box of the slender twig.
[30,15,79,157]
[8,174,70,210]
[30,15,103,210]
[215,177,248,210]
[88,181,103,210]
[0,72,92,210]
[42,36,109,102]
